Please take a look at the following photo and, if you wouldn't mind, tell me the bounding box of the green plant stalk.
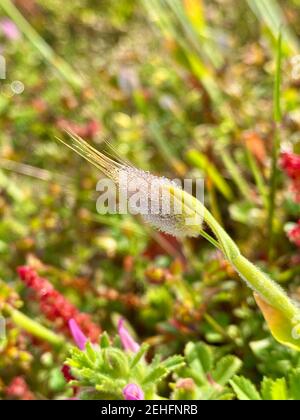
[0,0,83,90]
[232,255,296,320]
[4,305,64,347]
[169,186,300,321]
[198,228,221,250]
[268,129,281,256]
[205,207,298,319]
[268,31,282,260]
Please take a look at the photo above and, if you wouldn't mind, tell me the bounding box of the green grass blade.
[247,0,299,55]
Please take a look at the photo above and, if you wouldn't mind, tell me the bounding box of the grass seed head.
[58,132,203,237]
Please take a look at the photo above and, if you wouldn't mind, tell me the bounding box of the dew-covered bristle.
[56,131,122,181]
[118,166,200,237]
[58,132,201,237]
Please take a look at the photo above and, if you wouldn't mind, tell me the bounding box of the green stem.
[4,305,64,347]
[204,209,299,320]
[268,126,281,258]
[268,31,282,260]
[168,185,300,322]
[232,255,297,319]
[198,228,221,250]
[202,206,240,262]
[203,206,298,319]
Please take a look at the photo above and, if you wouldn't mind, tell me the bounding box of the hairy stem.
[168,185,300,323]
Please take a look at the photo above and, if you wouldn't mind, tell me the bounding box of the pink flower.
[118,318,140,352]
[122,383,144,400]
[0,19,21,41]
[288,221,300,247]
[68,318,88,350]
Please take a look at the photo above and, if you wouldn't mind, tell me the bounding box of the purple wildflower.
[118,318,140,352]
[122,383,144,400]
[68,318,88,350]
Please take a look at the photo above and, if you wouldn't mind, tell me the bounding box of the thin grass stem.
[268,30,282,260]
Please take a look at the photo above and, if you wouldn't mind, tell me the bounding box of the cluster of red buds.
[17,266,101,342]
[280,151,300,203]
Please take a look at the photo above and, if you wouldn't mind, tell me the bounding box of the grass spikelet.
[57,132,203,237]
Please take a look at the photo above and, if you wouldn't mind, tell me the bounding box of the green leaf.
[130,343,149,368]
[230,376,262,401]
[161,355,185,371]
[212,356,242,386]
[100,332,110,348]
[86,341,96,363]
[271,378,288,400]
[142,366,167,384]
[261,377,274,400]
[218,391,235,401]
[289,369,300,400]
[185,342,213,373]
